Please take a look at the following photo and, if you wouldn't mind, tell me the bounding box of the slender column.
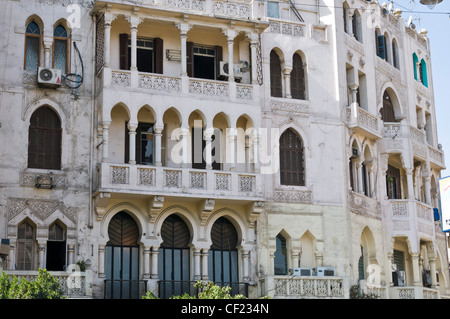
[8,241,15,270]
[67,244,75,266]
[194,249,201,281]
[227,37,235,82]
[154,124,163,166]
[411,253,421,286]
[424,176,432,205]
[249,35,258,85]
[242,250,250,281]
[387,252,394,286]
[176,23,191,76]
[102,121,111,162]
[252,132,259,173]
[151,247,159,279]
[128,122,138,164]
[130,26,138,71]
[98,244,105,277]
[204,128,214,170]
[37,241,46,269]
[405,168,415,200]
[283,67,292,99]
[104,20,112,68]
[430,258,437,288]
[43,40,52,68]
[368,163,376,198]
[143,246,151,279]
[269,251,275,275]
[201,249,209,280]
[355,159,364,194]
[227,128,237,170]
[347,10,355,37]
[180,127,189,168]
[291,250,300,269]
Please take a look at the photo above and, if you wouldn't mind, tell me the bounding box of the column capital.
[127,122,138,131]
[175,22,192,35]
[222,28,237,41]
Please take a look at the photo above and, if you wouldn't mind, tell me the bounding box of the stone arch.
[205,208,246,248]
[299,230,316,268]
[154,205,197,245]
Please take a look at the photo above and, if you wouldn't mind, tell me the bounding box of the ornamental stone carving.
[8,198,77,224]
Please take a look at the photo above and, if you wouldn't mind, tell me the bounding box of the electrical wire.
[62,41,84,89]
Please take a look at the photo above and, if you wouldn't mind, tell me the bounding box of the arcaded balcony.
[94,6,267,104]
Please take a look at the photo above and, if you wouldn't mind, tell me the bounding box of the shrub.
[0,269,66,299]
[349,284,379,299]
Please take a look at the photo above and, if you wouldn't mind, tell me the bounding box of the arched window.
[16,221,35,270]
[28,106,62,170]
[105,212,140,299]
[279,129,305,186]
[270,50,282,98]
[53,24,69,74]
[274,233,287,275]
[352,10,362,42]
[291,53,305,100]
[24,21,41,70]
[46,222,66,271]
[392,40,399,69]
[380,91,396,122]
[158,214,191,298]
[209,217,239,291]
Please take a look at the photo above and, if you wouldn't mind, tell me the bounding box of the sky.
[392,0,450,178]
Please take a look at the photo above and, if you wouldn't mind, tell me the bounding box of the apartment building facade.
[0,0,448,299]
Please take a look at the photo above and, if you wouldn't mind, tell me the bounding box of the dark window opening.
[280,129,305,186]
[270,50,282,98]
[125,122,154,165]
[274,234,287,275]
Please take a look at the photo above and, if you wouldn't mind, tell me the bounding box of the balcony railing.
[108,70,257,103]
[346,105,381,139]
[104,279,147,299]
[99,162,262,200]
[3,270,92,298]
[270,276,346,299]
[390,200,435,236]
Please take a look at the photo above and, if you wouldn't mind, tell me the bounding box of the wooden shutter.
[107,212,139,246]
[160,215,190,248]
[28,106,61,170]
[154,37,163,74]
[279,129,304,186]
[186,41,194,77]
[215,45,222,80]
[119,33,129,70]
[270,50,282,97]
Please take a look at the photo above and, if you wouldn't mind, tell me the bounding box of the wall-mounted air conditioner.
[219,61,243,80]
[38,67,62,87]
[314,267,336,276]
[293,268,313,276]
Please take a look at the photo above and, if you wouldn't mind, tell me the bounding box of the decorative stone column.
[242,250,250,281]
[128,122,138,164]
[43,40,52,68]
[143,246,151,279]
[37,241,46,269]
[227,127,237,170]
[176,23,191,77]
[405,168,415,200]
[151,246,159,279]
[283,67,292,99]
[67,244,75,266]
[194,248,202,281]
[102,121,111,162]
[201,248,209,280]
[204,128,214,170]
[252,131,260,173]
[249,35,259,85]
[8,241,15,271]
[98,244,105,277]
[411,253,421,286]
[154,124,164,166]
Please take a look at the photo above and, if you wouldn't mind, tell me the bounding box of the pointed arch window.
[53,24,69,74]
[270,50,282,98]
[380,91,396,122]
[24,21,41,70]
[279,129,305,186]
[291,53,306,100]
[158,214,191,298]
[274,234,287,275]
[28,106,62,170]
[209,217,239,289]
[16,221,35,270]
[46,223,66,271]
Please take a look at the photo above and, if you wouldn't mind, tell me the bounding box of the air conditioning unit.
[293,268,313,276]
[38,67,62,87]
[314,267,336,276]
[219,61,242,80]
[393,270,406,287]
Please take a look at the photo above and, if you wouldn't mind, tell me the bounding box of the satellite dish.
[407,16,413,27]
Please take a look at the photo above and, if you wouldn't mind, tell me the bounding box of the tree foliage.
[0,269,66,299]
